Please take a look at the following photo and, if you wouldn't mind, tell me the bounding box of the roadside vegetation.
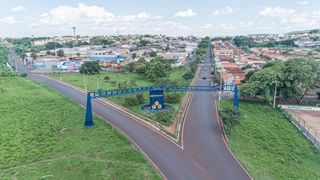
[240,59,320,105]
[49,63,192,126]
[219,100,320,179]
[0,77,160,179]
[0,43,14,76]
[196,37,209,62]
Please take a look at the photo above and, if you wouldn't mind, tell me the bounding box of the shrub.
[182,71,195,80]
[20,73,28,77]
[124,97,138,106]
[136,94,145,104]
[165,94,181,104]
[219,107,243,134]
[317,91,320,100]
[104,76,110,81]
[0,65,14,77]
[110,81,117,87]
[155,112,173,125]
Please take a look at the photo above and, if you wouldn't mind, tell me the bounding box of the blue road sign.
[149,90,165,111]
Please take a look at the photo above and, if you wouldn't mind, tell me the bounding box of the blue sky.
[0,0,320,37]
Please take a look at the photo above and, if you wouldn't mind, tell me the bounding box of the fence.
[281,109,320,149]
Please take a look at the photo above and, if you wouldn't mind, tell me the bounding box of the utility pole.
[273,82,278,108]
[72,27,76,53]
[83,66,87,92]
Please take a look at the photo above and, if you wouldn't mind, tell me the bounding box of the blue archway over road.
[84,85,239,127]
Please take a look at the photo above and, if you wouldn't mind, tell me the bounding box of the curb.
[41,74,183,147]
[214,99,253,180]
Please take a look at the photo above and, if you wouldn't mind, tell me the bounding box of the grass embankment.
[49,68,191,126]
[0,77,160,179]
[220,100,320,179]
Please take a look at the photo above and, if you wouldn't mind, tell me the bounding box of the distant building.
[214,48,234,57]
[89,51,126,63]
[33,37,91,46]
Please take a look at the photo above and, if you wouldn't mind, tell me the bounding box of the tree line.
[233,36,297,48]
[240,58,320,104]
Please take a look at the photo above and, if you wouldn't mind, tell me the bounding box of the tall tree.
[79,61,100,75]
[30,52,37,60]
[240,58,319,104]
[57,49,64,58]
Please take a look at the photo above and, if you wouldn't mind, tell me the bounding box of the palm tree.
[30,52,37,60]
[20,52,27,60]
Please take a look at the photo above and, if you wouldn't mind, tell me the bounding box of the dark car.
[202,77,207,80]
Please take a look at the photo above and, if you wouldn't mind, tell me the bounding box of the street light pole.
[273,82,278,108]
[84,72,87,92]
[83,65,87,92]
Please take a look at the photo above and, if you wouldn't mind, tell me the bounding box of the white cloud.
[153,21,192,36]
[259,7,320,31]
[32,3,162,27]
[239,21,254,28]
[0,16,16,24]
[119,12,162,22]
[11,5,26,13]
[212,6,234,16]
[298,1,309,5]
[174,9,197,17]
[259,7,295,17]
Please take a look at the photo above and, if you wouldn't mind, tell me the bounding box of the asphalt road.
[13,45,250,179]
[8,48,28,75]
[183,46,250,179]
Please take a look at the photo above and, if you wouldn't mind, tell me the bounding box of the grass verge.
[0,77,160,179]
[219,100,320,179]
[48,68,191,126]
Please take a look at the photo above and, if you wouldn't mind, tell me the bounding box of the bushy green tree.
[233,36,256,48]
[220,107,243,134]
[57,49,64,58]
[124,97,138,106]
[136,94,145,104]
[145,60,171,81]
[240,58,320,104]
[149,51,157,57]
[165,94,181,104]
[131,53,137,59]
[182,71,195,80]
[45,42,63,50]
[79,61,100,75]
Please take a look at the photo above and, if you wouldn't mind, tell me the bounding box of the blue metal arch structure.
[84,85,238,127]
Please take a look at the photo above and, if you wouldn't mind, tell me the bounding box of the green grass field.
[49,68,191,126]
[0,77,160,179]
[220,100,320,179]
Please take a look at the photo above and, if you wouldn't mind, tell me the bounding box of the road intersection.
[13,46,251,179]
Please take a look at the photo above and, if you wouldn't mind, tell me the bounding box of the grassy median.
[49,68,191,126]
[219,100,320,179]
[0,77,160,179]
